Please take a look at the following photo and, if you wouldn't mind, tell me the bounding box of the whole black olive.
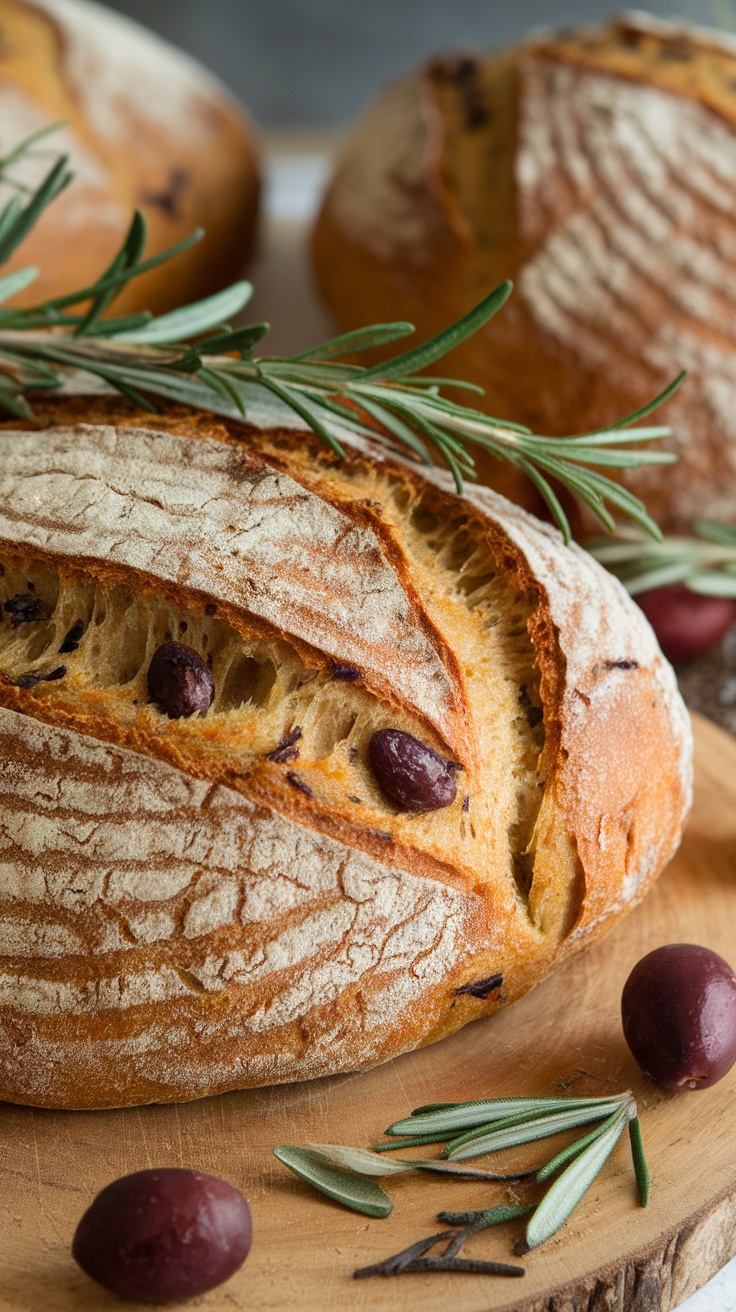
[622,944,736,1091]
[368,729,458,812]
[72,1167,252,1302]
[147,641,214,718]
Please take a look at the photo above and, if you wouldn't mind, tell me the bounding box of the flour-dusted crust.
[0,395,691,1108]
[0,0,259,314]
[313,12,736,531]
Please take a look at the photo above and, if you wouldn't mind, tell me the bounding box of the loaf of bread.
[0,390,691,1108]
[0,0,259,314]
[313,11,736,531]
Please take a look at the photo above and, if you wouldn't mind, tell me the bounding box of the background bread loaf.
[0,393,691,1107]
[313,11,736,532]
[0,0,260,313]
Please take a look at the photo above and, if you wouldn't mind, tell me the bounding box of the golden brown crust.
[0,0,260,314]
[0,394,691,1107]
[313,12,736,532]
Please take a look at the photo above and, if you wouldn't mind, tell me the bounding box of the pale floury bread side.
[0,397,691,1108]
[0,0,260,313]
[313,11,736,531]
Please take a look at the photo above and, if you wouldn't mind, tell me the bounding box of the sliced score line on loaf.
[0,420,551,935]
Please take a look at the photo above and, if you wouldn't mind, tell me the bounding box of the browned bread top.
[313,12,736,531]
[0,0,260,313]
[0,394,692,1106]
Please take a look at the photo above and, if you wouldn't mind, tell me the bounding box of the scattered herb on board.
[587,522,736,597]
[273,1090,649,1278]
[0,127,683,544]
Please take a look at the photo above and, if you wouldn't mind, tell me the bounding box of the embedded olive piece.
[72,1167,252,1302]
[368,729,458,812]
[622,944,736,1091]
[636,584,736,663]
[147,641,214,718]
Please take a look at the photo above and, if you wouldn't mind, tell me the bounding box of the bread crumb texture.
[0,401,692,1106]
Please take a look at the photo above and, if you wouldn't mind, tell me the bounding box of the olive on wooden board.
[72,1167,252,1302]
[368,728,458,812]
[636,584,736,663]
[147,641,215,718]
[622,944,736,1091]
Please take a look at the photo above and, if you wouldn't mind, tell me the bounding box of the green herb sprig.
[0,128,682,543]
[274,1088,649,1276]
[587,522,736,597]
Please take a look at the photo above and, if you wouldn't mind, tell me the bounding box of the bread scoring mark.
[0,424,461,748]
[0,552,476,864]
[0,711,475,1049]
[516,53,736,524]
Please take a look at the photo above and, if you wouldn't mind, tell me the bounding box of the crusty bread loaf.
[0,390,691,1108]
[313,11,736,531]
[0,0,259,313]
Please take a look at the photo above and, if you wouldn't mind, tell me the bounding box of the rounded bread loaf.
[313,11,736,531]
[0,390,691,1109]
[0,0,260,313]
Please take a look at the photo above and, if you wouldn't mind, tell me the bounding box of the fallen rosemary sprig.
[587,522,736,597]
[273,1088,649,1272]
[0,127,683,543]
[354,1206,530,1280]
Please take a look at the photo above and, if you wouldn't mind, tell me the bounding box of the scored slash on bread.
[0,395,691,1108]
[313,11,736,532]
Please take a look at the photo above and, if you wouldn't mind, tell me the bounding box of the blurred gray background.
[105,0,735,125]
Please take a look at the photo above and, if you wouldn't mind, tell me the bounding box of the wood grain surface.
[1,711,735,1312]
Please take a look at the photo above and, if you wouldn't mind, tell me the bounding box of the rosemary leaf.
[603,370,686,430]
[113,280,253,344]
[273,1146,393,1218]
[628,1116,650,1206]
[536,1115,616,1181]
[359,281,513,382]
[443,1102,623,1161]
[307,1145,414,1176]
[438,1204,534,1228]
[0,266,38,304]
[524,1107,629,1250]
[695,519,736,546]
[256,373,347,458]
[347,393,432,463]
[308,1143,536,1181]
[386,1093,623,1138]
[0,153,72,266]
[292,320,415,361]
[74,210,147,337]
[195,365,245,415]
[371,1133,456,1152]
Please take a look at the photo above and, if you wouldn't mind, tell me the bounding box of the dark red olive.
[622,944,736,1091]
[636,584,736,663]
[147,641,214,718]
[368,729,458,812]
[72,1167,251,1302]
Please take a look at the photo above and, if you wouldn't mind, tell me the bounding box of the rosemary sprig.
[0,128,683,542]
[273,1088,648,1269]
[354,1206,530,1280]
[587,522,736,597]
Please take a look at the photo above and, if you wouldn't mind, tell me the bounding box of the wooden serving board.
[1,711,736,1312]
